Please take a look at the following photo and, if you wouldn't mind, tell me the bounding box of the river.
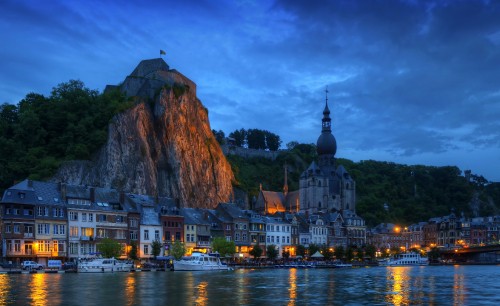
[0,265,499,305]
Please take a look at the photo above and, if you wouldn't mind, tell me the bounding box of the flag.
[160,49,166,55]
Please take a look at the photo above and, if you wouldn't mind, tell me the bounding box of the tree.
[266,245,278,260]
[211,237,236,257]
[249,244,263,259]
[247,129,266,150]
[308,244,320,257]
[151,240,163,259]
[286,141,299,150]
[346,246,355,262]
[334,245,345,260]
[98,238,123,258]
[228,129,246,147]
[212,129,226,145]
[321,246,334,260]
[296,245,306,258]
[364,245,376,260]
[282,250,290,259]
[264,131,281,151]
[171,241,186,260]
[129,241,138,260]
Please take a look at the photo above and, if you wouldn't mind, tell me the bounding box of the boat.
[334,263,353,268]
[77,258,133,273]
[173,252,231,271]
[383,252,429,266]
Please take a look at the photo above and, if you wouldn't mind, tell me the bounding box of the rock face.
[52,58,235,208]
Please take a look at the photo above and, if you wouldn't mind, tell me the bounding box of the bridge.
[439,244,500,264]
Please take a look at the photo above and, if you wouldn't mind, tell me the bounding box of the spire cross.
[325,87,329,104]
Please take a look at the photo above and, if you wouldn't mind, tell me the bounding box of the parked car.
[62,262,77,271]
[1,261,14,269]
[21,261,44,270]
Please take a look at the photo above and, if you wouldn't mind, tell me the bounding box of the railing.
[6,250,34,256]
[80,236,90,241]
[24,233,34,238]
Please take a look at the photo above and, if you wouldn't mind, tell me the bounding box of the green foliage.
[228,128,281,151]
[98,238,123,258]
[296,245,306,257]
[308,244,320,257]
[334,245,345,259]
[364,245,377,259]
[0,80,132,192]
[320,245,334,260]
[212,129,226,145]
[211,237,236,257]
[266,245,278,260]
[249,244,263,259]
[151,240,163,258]
[129,241,139,260]
[171,241,186,260]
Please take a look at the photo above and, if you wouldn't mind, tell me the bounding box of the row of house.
[1,179,367,265]
[368,212,500,251]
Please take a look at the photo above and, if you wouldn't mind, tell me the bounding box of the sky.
[1,0,500,182]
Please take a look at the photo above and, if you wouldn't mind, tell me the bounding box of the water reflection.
[0,274,11,304]
[30,274,49,305]
[385,267,411,305]
[453,266,466,305]
[194,281,208,306]
[288,268,297,306]
[125,274,136,306]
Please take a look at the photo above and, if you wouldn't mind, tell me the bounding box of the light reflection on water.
[0,266,499,305]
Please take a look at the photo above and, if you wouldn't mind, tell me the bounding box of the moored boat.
[173,252,231,271]
[384,252,429,266]
[78,258,133,273]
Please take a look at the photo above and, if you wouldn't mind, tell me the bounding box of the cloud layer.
[1,0,499,181]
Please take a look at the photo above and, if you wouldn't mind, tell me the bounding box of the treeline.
[212,128,282,151]
[226,143,499,227]
[0,80,132,192]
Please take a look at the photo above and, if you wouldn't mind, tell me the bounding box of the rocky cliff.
[52,58,235,208]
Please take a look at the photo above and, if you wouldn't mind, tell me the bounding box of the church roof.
[261,191,286,212]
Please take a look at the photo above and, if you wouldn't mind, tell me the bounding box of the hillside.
[226,144,499,227]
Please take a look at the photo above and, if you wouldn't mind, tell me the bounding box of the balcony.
[80,236,93,241]
[24,233,34,238]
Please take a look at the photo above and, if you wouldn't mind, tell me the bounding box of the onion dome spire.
[316,87,337,156]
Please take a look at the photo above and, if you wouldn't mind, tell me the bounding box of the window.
[97,228,108,238]
[226,236,232,242]
[282,236,285,243]
[144,245,149,255]
[70,243,78,255]
[23,209,33,216]
[225,224,230,230]
[242,233,247,242]
[116,230,126,239]
[53,224,65,235]
[53,208,64,217]
[98,214,107,222]
[235,233,240,241]
[82,213,87,222]
[175,232,181,241]
[70,226,79,237]
[14,240,21,252]
[155,230,160,240]
[69,212,78,221]
[130,219,138,227]
[116,216,124,223]
[13,224,20,233]
[165,231,171,241]
[88,213,93,222]
[14,208,20,215]
[37,223,50,235]
[130,230,138,240]
[6,208,12,215]
[144,230,149,240]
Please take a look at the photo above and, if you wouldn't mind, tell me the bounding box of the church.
[255,90,358,219]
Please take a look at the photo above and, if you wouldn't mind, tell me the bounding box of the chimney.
[61,183,67,202]
[90,187,95,203]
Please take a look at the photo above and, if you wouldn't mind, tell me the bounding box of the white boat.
[173,252,231,271]
[384,252,429,266]
[78,258,133,273]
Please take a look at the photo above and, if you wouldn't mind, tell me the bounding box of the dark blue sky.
[1,0,499,182]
